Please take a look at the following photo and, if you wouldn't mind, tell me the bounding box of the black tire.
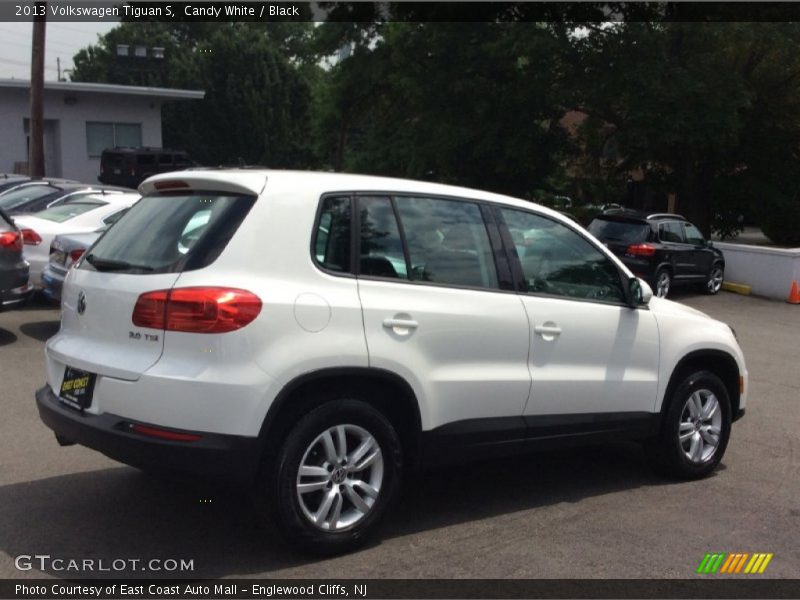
[705,263,724,295]
[653,268,672,298]
[257,398,402,555]
[646,370,732,479]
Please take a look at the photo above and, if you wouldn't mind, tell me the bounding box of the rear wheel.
[705,264,724,295]
[258,398,402,555]
[653,268,672,298]
[646,370,731,479]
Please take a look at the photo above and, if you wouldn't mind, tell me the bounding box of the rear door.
[355,194,531,434]
[46,191,255,385]
[658,221,694,280]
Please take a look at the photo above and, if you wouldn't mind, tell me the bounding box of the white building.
[0,79,204,183]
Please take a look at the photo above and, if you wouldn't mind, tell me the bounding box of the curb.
[722,282,752,296]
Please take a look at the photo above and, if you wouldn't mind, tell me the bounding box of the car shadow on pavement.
[19,320,60,343]
[0,327,18,347]
[0,442,716,578]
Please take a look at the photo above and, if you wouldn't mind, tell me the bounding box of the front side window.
[683,223,705,245]
[501,208,625,304]
[659,222,685,243]
[394,196,498,289]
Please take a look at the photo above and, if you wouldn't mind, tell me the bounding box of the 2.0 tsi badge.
[76,291,86,315]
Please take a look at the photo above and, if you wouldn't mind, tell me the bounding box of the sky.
[0,21,117,80]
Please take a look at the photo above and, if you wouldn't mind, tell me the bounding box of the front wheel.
[646,370,732,479]
[652,268,672,298]
[705,264,724,295]
[259,398,402,555]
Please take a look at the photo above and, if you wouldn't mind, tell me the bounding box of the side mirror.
[629,277,653,307]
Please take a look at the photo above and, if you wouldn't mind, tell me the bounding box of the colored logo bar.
[697,553,773,574]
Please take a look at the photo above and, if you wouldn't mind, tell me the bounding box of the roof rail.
[646,213,685,220]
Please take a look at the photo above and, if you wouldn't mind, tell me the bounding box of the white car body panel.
[43,170,747,444]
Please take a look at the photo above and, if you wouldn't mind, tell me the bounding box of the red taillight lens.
[0,231,22,251]
[66,249,85,269]
[132,287,262,333]
[153,180,190,191]
[626,243,656,257]
[21,228,42,246]
[131,423,202,442]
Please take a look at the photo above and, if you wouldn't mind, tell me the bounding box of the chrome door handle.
[534,324,562,337]
[382,318,418,330]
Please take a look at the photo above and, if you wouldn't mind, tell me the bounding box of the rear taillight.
[132,287,262,333]
[66,249,85,269]
[21,228,42,246]
[0,231,23,251]
[626,243,656,257]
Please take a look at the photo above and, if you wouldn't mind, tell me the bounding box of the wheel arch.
[257,367,423,468]
[660,349,740,419]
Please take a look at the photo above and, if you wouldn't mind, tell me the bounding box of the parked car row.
[0,174,140,309]
[33,169,747,556]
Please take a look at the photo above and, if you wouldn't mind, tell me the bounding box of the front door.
[497,207,660,431]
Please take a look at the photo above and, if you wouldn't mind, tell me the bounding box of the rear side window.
[588,218,650,244]
[315,196,352,272]
[358,196,407,279]
[137,154,156,167]
[82,193,254,274]
[394,196,498,289]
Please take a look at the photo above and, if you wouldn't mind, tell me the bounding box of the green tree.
[570,22,800,237]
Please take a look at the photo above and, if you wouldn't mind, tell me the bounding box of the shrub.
[758,196,800,246]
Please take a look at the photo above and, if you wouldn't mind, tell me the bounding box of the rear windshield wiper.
[85,253,154,272]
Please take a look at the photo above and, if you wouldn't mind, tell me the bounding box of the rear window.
[81,193,255,274]
[0,185,59,211]
[36,201,106,223]
[588,218,650,244]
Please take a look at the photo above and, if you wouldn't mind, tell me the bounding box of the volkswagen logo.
[77,291,87,315]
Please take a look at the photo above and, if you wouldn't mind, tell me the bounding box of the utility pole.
[29,1,46,178]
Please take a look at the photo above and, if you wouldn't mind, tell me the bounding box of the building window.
[86,122,142,156]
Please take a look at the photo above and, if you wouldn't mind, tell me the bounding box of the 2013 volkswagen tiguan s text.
[36,170,747,554]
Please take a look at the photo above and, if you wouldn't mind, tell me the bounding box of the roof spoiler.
[139,171,268,197]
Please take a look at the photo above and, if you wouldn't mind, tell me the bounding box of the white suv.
[36,170,747,553]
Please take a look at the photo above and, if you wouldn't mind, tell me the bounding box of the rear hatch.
[46,176,263,382]
[587,216,650,256]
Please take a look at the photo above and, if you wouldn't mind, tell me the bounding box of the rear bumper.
[0,281,34,310]
[35,385,262,484]
[41,266,64,302]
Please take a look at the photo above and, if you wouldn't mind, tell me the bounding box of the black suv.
[98,147,195,188]
[587,211,724,298]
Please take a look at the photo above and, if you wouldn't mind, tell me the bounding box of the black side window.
[683,223,705,245]
[358,196,407,279]
[501,208,625,304]
[314,196,352,272]
[660,222,685,243]
[394,196,498,289]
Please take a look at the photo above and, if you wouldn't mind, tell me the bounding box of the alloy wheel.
[656,272,671,297]
[295,424,384,532]
[707,267,723,294]
[678,389,722,463]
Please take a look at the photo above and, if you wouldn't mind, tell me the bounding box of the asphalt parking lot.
[0,291,798,580]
